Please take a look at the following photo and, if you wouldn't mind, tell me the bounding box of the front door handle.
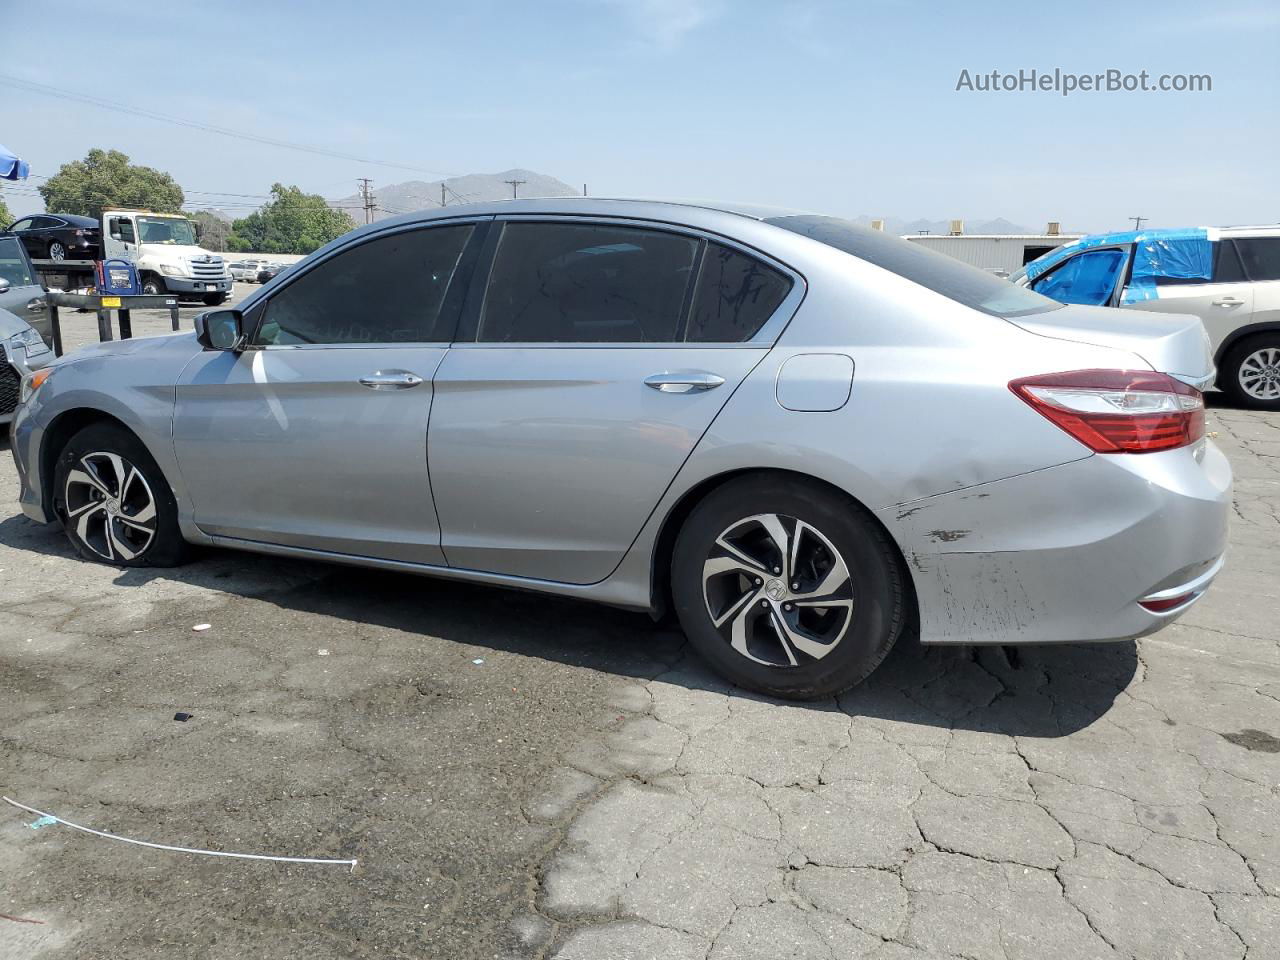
[644,371,726,394]
[1212,297,1245,306]
[359,370,424,390]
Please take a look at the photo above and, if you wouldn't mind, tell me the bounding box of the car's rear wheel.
[671,475,906,700]
[48,240,67,261]
[1221,333,1280,410]
[54,423,190,567]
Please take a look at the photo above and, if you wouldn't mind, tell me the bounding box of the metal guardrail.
[45,292,182,357]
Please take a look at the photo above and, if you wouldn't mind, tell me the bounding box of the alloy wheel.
[63,451,158,561]
[701,513,854,667]
[49,241,66,261]
[1239,347,1280,401]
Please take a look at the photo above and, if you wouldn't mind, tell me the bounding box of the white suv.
[1014,226,1280,409]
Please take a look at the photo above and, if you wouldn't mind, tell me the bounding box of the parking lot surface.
[2,323,1278,958]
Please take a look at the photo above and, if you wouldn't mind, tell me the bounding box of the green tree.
[38,148,184,218]
[0,192,12,228]
[189,210,231,252]
[227,184,356,254]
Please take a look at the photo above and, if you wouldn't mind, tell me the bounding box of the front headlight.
[158,262,188,277]
[9,327,49,354]
[20,368,52,403]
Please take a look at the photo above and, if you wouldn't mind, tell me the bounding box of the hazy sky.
[2,0,1277,232]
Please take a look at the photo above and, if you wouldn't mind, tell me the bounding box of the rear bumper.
[879,440,1231,645]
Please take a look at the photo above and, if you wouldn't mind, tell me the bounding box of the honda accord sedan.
[9,198,1230,698]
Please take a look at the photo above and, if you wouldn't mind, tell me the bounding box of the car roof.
[367,196,814,227]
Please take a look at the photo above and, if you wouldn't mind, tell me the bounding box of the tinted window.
[1154,240,1248,286]
[0,237,35,286]
[1235,237,1280,282]
[766,215,1061,318]
[687,242,791,342]
[1033,248,1125,305]
[478,222,698,343]
[254,225,473,345]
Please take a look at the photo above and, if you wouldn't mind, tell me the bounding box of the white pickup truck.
[101,209,232,305]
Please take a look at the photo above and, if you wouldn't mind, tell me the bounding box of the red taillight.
[1009,369,1204,454]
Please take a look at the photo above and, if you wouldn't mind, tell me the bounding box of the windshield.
[0,236,35,287]
[765,215,1062,319]
[137,216,198,246]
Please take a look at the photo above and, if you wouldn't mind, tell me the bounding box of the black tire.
[671,475,906,700]
[203,293,228,306]
[53,422,191,568]
[1220,333,1280,411]
[140,275,164,296]
[48,240,67,261]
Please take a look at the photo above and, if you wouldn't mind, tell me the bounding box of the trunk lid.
[1009,304,1214,384]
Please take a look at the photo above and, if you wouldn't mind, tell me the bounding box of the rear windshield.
[765,215,1062,319]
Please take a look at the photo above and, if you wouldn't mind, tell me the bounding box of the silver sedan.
[9,199,1231,699]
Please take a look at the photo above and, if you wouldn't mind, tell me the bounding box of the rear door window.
[1234,237,1280,281]
[477,222,699,343]
[1154,241,1248,286]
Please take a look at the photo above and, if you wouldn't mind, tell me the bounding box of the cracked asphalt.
[2,310,1278,960]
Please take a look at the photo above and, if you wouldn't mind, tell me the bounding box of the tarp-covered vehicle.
[1012,226,1280,409]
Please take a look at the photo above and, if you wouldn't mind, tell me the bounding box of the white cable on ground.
[3,796,357,869]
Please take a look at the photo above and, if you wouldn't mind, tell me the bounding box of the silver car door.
[428,218,801,585]
[173,221,483,561]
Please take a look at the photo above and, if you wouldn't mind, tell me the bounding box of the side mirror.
[194,309,246,352]
[0,278,10,295]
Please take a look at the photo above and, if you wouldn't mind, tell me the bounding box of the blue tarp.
[0,143,29,181]
[1024,227,1213,304]
[1032,247,1126,306]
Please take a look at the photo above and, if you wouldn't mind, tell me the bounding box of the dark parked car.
[255,262,287,283]
[5,213,101,261]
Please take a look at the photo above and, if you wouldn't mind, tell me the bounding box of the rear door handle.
[359,370,423,390]
[1212,297,1245,306]
[644,371,725,393]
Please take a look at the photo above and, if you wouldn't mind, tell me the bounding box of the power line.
[0,73,462,178]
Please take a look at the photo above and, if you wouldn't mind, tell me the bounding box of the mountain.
[332,168,578,222]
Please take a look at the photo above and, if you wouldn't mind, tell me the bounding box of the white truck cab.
[101,210,232,305]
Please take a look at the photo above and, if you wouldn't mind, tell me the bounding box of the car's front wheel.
[671,475,907,700]
[140,275,164,296]
[1221,333,1280,410]
[203,293,228,306]
[54,423,190,567]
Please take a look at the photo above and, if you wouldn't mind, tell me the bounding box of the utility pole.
[358,178,375,224]
[583,183,588,196]
[441,183,447,207]
[1129,216,1147,231]
[504,178,527,199]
